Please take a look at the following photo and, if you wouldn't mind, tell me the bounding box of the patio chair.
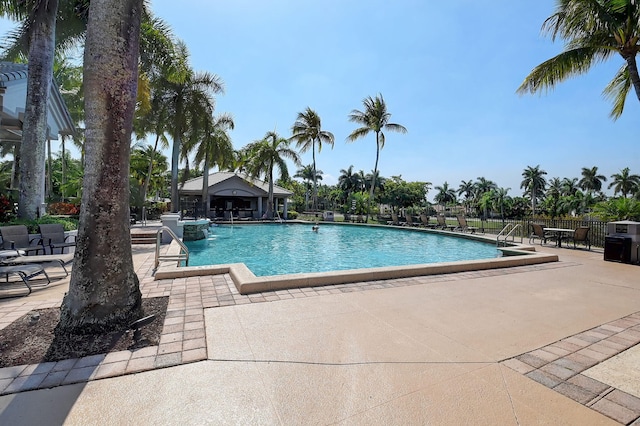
[529,223,555,246]
[0,264,50,296]
[419,214,433,228]
[0,225,44,255]
[38,224,76,254]
[436,215,455,230]
[404,215,419,227]
[564,226,591,250]
[455,215,478,233]
[387,212,405,226]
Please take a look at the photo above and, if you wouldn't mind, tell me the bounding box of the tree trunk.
[312,142,317,211]
[201,157,209,218]
[57,0,143,334]
[626,55,640,103]
[61,136,66,201]
[18,0,58,219]
[46,138,52,201]
[171,132,181,212]
[366,131,381,223]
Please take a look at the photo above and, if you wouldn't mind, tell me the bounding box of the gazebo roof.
[0,62,75,143]
[180,171,293,197]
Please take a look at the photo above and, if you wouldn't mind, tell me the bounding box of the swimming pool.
[184,223,501,276]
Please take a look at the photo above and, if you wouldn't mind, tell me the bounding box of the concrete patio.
[0,240,639,425]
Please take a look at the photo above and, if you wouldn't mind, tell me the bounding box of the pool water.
[184,223,500,277]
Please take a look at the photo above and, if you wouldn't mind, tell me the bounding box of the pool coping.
[155,224,558,294]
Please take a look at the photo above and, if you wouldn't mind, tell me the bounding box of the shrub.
[287,210,298,220]
[48,202,80,216]
[0,194,16,223]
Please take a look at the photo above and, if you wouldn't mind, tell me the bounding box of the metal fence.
[461,217,608,247]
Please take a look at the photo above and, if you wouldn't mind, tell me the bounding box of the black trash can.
[604,235,632,263]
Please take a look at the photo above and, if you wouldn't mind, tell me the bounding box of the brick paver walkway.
[502,314,640,424]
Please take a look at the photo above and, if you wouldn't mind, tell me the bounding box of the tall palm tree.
[294,164,323,210]
[154,41,224,212]
[347,94,407,222]
[517,0,640,119]
[1,0,61,218]
[434,181,456,212]
[58,0,143,334]
[192,113,235,215]
[458,179,475,214]
[290,107,334,212]
[474,177,497,219]
[245,131,301,219]
[521,165,547,217]
[561,177,580,196]
[491,187,511,226]
[545,177,564,219]
[579,166,607,195]
[1,2,174,218]
[338,165,361,200]
[609,167,640,197]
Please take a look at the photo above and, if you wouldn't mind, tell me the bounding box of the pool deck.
[1,230,640,424]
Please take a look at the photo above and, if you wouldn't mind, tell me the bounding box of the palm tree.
[491,187,511,226]
[294,164,323,210]
[474,177,497,219]
[154,41,224,212]
[1,0,61,218]
[609,167,640,197]
[245,131,301,219]
[517,0,640,119]
[521,165,547,217]
[561,177,580,196]
[192,113,235,215]
[290,107,334,212]
[458,179,475,214]
[545,177,564,219]
[58,0,143,334]
[434,182,457,212]
[338,165,361,200]
[579,166,607,195]
[347,94,407,222]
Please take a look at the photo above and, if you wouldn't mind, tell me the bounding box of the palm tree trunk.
[267,165,274,218]
[18,0,58,219]
[58,0,143,334]
[312,142,317,211]
[201,156,209,218]
[46,138,52,202]
[366,132,381,223]
[61,136,66,201]
[626,55,640,103]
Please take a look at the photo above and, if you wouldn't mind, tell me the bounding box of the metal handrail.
[496,223,522,246]
[154,226,189,269]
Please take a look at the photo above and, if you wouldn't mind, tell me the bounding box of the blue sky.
[2,1,639,200]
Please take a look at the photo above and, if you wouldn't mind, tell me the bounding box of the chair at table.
[529,223,555,246]
[564,226,591,250]
[38,224,76,254]
[0,225,45,255]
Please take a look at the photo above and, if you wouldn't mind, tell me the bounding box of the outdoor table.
[544,227,574,247]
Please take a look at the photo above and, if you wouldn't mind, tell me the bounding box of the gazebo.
[179,171,293,220]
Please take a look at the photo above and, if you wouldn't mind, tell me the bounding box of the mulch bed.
[0,297,168,368]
